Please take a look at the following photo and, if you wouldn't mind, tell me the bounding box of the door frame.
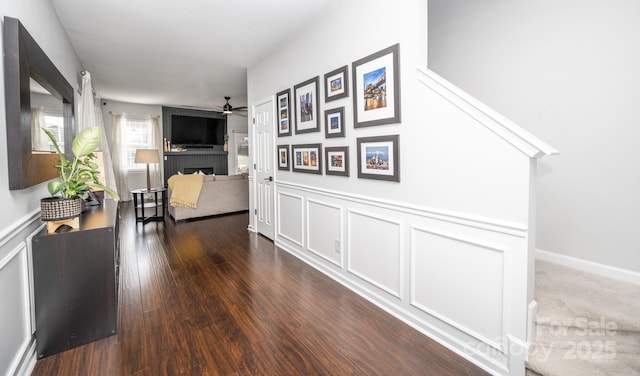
[248,95,277,237]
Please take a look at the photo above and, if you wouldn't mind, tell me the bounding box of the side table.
[131,187,166,224]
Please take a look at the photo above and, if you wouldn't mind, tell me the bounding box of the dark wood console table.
[31,200,119,358]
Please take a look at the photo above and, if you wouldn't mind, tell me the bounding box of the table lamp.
[134,149,160,191]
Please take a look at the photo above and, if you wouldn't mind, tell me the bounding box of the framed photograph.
[357,135,399,182]
[324,65,349,102]
[325,146,349,177]
[276,88,292,137]
[292,143,322,174]
[294,77,320,134]
[352,43,401,128]
[324,107,345,138]
[277,145,290,171]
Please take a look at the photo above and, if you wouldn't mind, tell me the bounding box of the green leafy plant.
[43,127,120,200]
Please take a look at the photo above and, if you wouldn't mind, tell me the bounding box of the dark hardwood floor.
[32,201,488,375]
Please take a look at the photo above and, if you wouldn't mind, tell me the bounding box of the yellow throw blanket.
[167,174,204,208]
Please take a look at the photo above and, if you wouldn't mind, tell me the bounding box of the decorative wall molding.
[410,225,508,352]
[0,210,40,249]
[277,181,527,237]
[306,199,343,267]
[347,209,403,299]
[276,191,304,247]
[0,244,33,376]
[0,243,23,271]
[0,211,41,376]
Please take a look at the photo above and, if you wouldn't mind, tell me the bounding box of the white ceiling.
[51,0,340,110]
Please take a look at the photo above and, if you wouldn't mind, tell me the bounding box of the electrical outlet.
[334,239,341,253]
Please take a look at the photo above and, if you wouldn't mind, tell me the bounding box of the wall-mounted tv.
[170,115,225,147]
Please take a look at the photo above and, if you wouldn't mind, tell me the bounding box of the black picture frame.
[324,107,345,138]
[277,145,290,171]
[356,135,399,182]
[276,88,292,137]
[352,44,401,128]
[292,143,322,174]
[324,65,349,102]
[325,146,349,177]
[294,76,320,134]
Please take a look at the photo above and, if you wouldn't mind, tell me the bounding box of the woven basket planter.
[40,197,82,221]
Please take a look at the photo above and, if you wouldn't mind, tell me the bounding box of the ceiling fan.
[218,96,247,116]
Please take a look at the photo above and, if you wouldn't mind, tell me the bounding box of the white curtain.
[31,106,48,151]
[78,72,97,132]
[93,95,118,196]
[148,116,163,188]
[78,71,119,199]
[111,113,131,201]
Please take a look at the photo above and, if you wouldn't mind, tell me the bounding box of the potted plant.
[40,127,119,222]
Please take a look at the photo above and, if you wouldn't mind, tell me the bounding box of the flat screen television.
[170,115,225,147]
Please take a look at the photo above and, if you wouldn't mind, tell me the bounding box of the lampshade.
[134,149,160,164]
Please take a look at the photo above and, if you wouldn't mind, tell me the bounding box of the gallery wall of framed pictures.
[275,43,401,182]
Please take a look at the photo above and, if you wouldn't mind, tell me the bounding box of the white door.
[254,99,275,240]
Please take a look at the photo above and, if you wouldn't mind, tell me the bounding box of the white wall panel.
[307,200,342,267]
[348,210,402,298]
[411,226,505,346]
[277,192,304,246]
[0,244,31,375]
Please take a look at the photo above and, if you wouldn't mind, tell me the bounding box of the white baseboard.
[15,339,36,376]
[536,249,640,286]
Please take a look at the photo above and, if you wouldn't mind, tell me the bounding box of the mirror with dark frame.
[4,16,75,190]
[30,77,65,152]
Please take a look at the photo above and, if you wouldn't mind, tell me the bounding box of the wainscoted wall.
[275,181,532,373]
[0,212,42,376]
[246,1,556,374]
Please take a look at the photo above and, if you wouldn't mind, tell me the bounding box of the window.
[122,118,154,170]
[43,114,64,151]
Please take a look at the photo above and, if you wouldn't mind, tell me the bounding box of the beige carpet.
[527,260,640,375]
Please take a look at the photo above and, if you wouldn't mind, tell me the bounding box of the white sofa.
[167,174,249,221]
